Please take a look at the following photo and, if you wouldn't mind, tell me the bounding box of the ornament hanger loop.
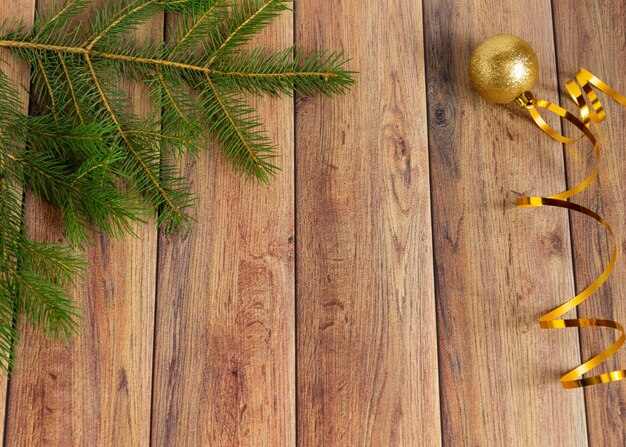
[514,91,535,109]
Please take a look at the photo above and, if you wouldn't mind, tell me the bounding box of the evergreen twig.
[0,0,354,370]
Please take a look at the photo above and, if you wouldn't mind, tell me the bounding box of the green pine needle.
[0,0,354,371]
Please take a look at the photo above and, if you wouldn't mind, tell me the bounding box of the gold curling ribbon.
[518,69,626,388]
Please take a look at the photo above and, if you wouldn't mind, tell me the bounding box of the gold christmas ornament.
[469,34,539,104]
[469,35,626,388]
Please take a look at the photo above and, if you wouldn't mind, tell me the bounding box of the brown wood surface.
[423,0,588,445]
[552,2,626,445]
[2,0,626,445]
[295,0,440,446]
[4,2,161,446]
[150,6,295,447]
[0,0,35,441]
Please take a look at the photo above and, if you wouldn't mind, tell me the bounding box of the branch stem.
[0,40,340,79]
[204,73,264,173]
[205,0,275,67]
[84,54,182,218]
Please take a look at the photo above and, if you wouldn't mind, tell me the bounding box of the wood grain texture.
[551,1,626,445]
[0,0,35,442]
[423,0,589,445]
[4,4,161,446]
[150,9,295,447]
[295,0,440,445]
[4,0,626,445]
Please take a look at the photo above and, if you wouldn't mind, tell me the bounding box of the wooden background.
[1,0,626,445]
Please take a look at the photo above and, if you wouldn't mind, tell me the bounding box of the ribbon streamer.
[518,69,626,388]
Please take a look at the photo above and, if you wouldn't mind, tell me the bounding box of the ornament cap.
[469,34,539,104]
[515,91,535,109]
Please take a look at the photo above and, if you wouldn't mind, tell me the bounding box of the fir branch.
[156,68,191,125]
[206,0,290,65]
[57,51,84,122]
[166,0,227,59]
[15,270,80,339]
[0,0,354,368]
[17,240,86,287]
[34,53,58,113]
[0,115,83,367]
[202,73,276,180]
[0,171,21,372]
[0,284,17,373]
[0,36,352,179]
[84,0,160,50]
[211,48,356,96]
[35,0,93,43]
[81,54,190,226]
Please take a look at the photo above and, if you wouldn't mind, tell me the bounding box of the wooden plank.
[150,8,295,447]
[296,1,440,445]
[551,1,626,444]
[0,0,36,441]
[423,0,589,444]
[4,3,162,445]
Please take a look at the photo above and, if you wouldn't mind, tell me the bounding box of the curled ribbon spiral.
[518,69,626,388]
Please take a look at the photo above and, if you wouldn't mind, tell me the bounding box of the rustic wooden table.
[1,0,626,445]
